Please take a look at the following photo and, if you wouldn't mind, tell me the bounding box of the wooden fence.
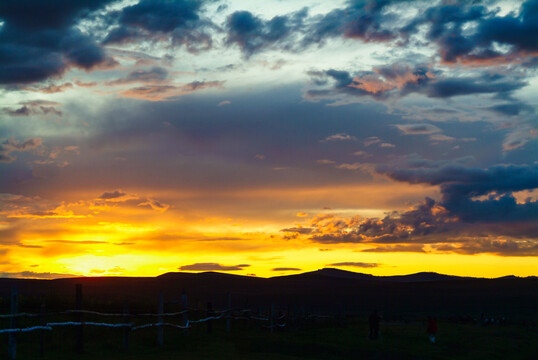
[0,285,302,359]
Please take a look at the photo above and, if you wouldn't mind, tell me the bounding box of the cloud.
[380,142,395,148]
[47,240,107,245]
[335,162,374,173]
[306,198,457,244]
[178,263,251,271]
[280,227,313,234]
[73,79,98,87]
[137,199,170,212]
[102,0,214,53]
[272,267,301,271]
[0,271,78,279]
[321,133,357,142]
[225,9,307,56]
[0,0,117,85]
[0,137,42,163]
[352,151,370,157]
[283,159,538,255]
[364,136,381,147]
[119,85,181,101]
[430,134,455,142]
[361,244,426,253]
[97,190,127,200]
[306,65,527,101]
[403,1,538,65]
[302,0,538,67]
[432,239,538,257]
[5,0,531,88]
[380,164,538,225]
[4,100,63,117]
[327,262,380,268]
[396,124,442,135]
[486,102,535,116]
[502,125,536,152]
[118,80,224,101]
[181,80,225,92]
[24,82,73,93]
[105,67,169,86]
[301,0,399,48]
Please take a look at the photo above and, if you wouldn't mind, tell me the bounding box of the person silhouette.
[426,316,437,343]
[369,310,380,340]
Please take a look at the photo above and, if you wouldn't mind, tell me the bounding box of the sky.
[0,0,537,279]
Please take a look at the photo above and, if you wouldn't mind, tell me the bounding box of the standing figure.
[369,310,380,340]
[426,316,438,343]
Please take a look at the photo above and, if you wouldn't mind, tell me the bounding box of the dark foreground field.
[1,318,536,360]
[0,269,536,359]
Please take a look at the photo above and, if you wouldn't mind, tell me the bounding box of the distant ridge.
[0,268,530,281]
[292,268,474,282]
[154,268,521,283]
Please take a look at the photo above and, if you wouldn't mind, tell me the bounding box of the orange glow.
[1,180,535,279]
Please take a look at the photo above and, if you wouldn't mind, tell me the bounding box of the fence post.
[158,291,164,347]
[39,302,46,357]
[270,303,274,334]
[8,288,17,359]
[181,289,188,335]
[75,284,83,354]
[206,302,213,334]
[123,301,130,352]
[226,293,231,333]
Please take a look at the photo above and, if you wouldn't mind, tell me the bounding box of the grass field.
[2,318,536,360]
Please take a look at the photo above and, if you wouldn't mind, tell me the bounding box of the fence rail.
[0,285,298,359]
[0,308,287,332]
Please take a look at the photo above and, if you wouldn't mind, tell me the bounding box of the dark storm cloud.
[225,8,307,56]
[381,164,538,224]
[316,0,538,66]
[220,0,537,67]
[103,0,214,53]
[222,0,403,56]
[402,0,538,64]
[307,197,458,245]
[0,0,116,85]
[280,160,538,255]
[178,262,250,271]
[300,0,400,48]
[401,2,493,63]
[420,75,527,99]
[0,0,113,30]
